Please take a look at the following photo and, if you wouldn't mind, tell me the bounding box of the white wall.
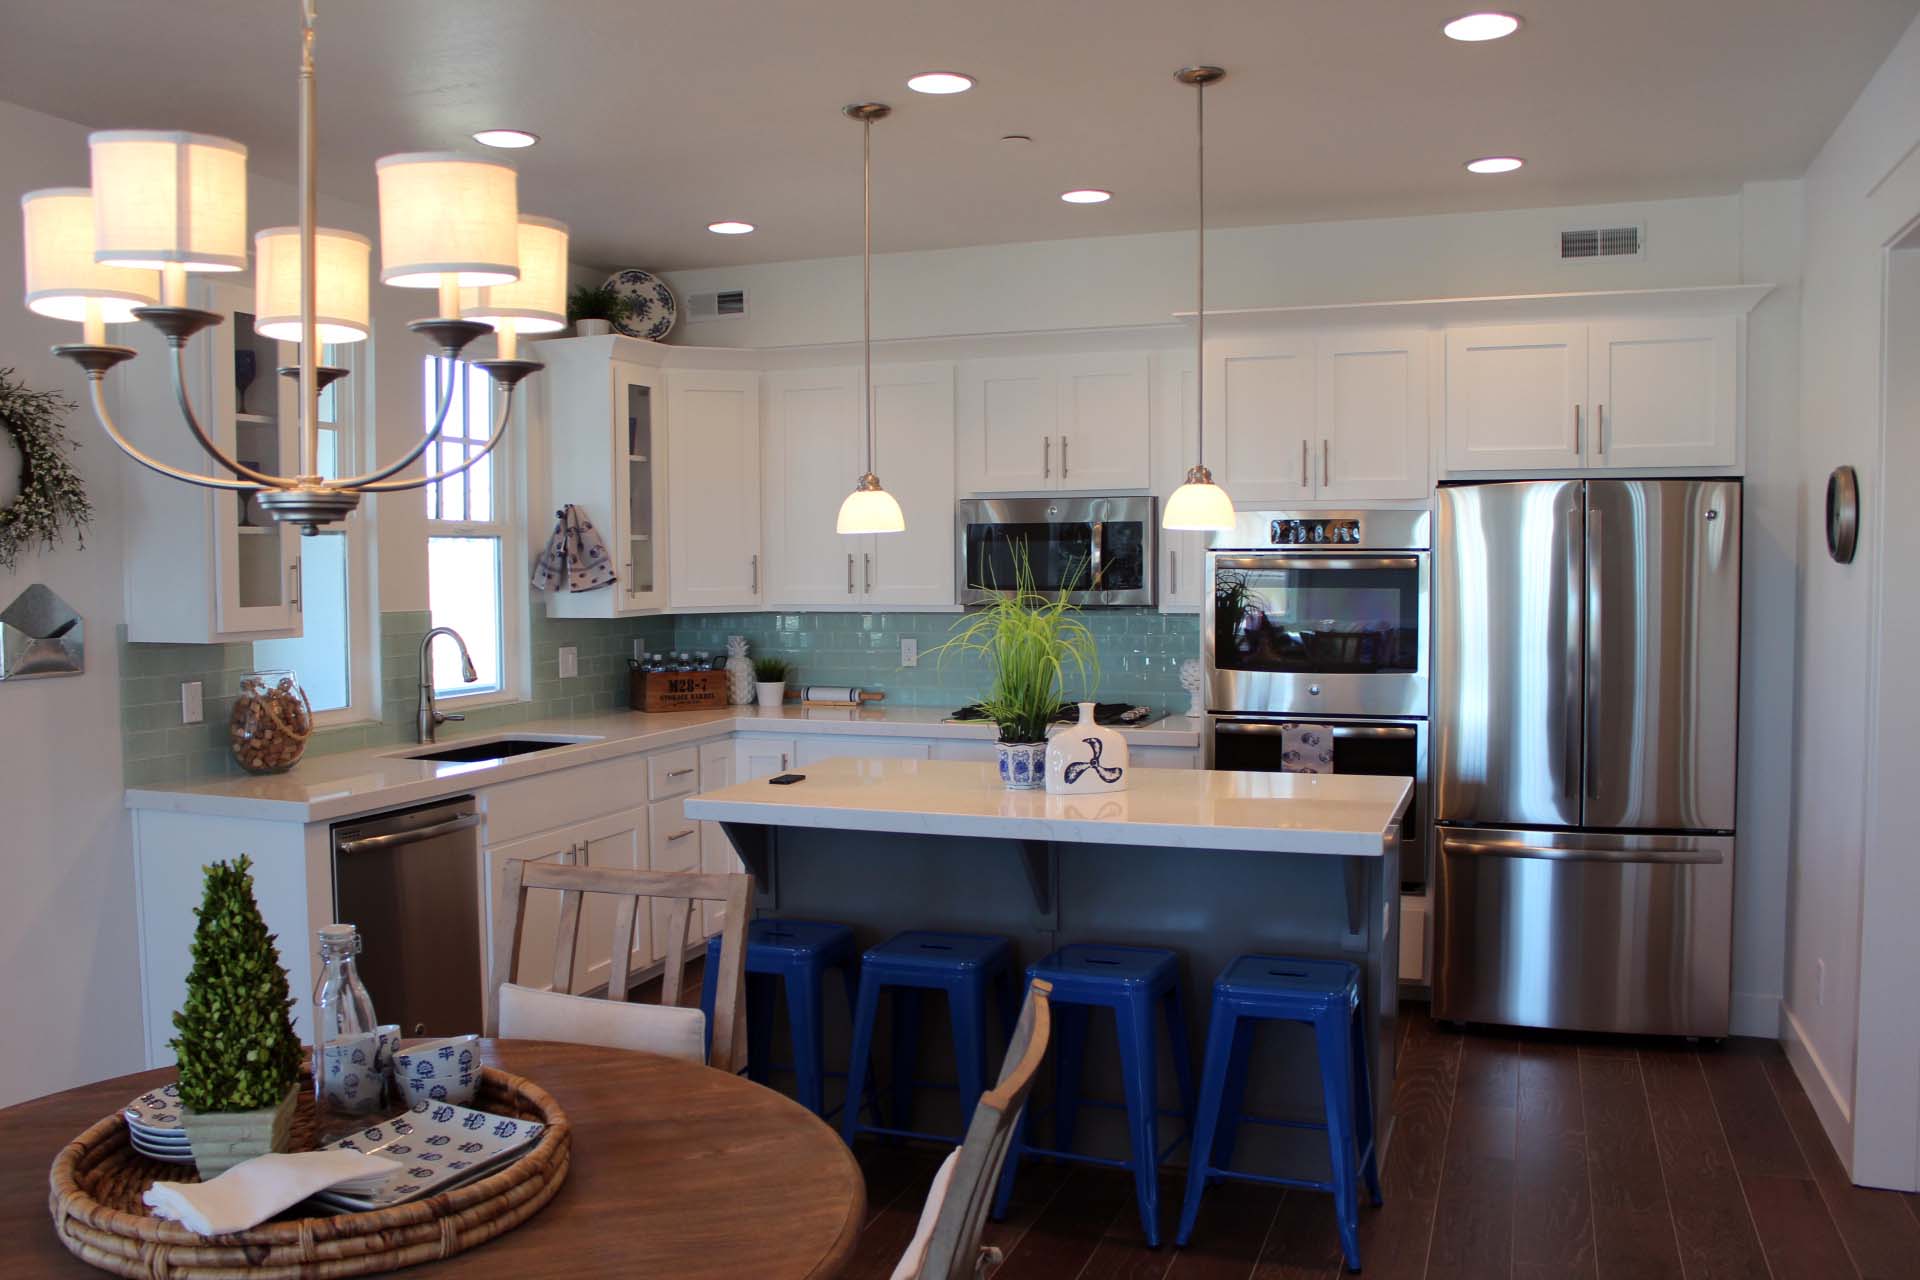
[1781,9,1920,1188]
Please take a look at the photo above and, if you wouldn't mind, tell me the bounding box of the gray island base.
[686,758,1411,1172]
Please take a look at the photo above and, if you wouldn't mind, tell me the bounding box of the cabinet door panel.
[867,363,957,605]
[1316,329,1430,501]
[668,370,762,608]
[697,740,738,937]
[1588,318,1737,469]
[957,358,1056,492]
[1208,337,1315,501]
[576,813,646,995]
[648,796,703,964]
[793,736,933,766]
[1059,354,1150,490]
[1153,355,1205,612]
[764,369,861,605]
[735,736,798,780]
[1443,324,1587,472]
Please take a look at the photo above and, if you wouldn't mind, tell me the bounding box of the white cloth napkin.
[143,1150,401,1236]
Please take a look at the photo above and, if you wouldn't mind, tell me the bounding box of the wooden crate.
[631,668,728,712]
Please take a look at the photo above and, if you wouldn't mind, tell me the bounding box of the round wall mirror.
[1826,465,1860,564]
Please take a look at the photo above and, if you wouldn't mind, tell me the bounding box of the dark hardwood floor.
[837,1002,1920,1279]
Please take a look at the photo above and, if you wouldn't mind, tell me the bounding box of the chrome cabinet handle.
[847,553,855,594]
[668,767,694,778]
[1043,436,1050,479]
[1061,436,1069,479]
[1597,403,1607,455]
[1300,439,1308,487]
[1169,550,1178,596]
[668,828,696,842]
[779,752,789,770]
[289,560,302,612]
[1321,438,1330,487]
[864,552,872,594]
[750,553,759,593]
[1573,404,1582,455]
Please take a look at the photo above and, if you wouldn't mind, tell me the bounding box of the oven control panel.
[1269,518,1361,545]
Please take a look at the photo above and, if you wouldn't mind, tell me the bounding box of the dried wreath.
[0,369,90,572]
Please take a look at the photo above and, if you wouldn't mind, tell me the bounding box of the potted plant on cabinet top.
[171,855,305,1178]
[934,551,1100,789]
[566,283,632,337]
[753,656,792,710]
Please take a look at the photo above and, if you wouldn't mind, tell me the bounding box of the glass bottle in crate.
[313,923,388,1141]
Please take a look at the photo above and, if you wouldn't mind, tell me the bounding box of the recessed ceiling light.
[1465,155,1525,174]
[471,128,539,149]
[707,220,755,235]
[907,71,974,95]
[1443,12,1523,42]
[1060,188,1112,204]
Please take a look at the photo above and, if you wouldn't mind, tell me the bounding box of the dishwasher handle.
[336,813,481,854]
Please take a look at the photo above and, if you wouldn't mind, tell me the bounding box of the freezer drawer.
[1431,827,1732,1036]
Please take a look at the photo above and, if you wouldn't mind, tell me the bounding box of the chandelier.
[17,1,567,533]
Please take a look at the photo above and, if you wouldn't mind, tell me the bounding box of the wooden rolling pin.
[794,686,886,705]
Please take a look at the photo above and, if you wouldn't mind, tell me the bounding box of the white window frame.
[424,356,527,708]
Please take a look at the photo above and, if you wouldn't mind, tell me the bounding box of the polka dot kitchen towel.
[532,504,618,592]
[1281,722,1334,773]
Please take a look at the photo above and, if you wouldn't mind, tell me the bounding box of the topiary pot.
[180,1085,298,1179]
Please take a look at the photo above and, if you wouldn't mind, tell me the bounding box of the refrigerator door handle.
[1586,504,1603,801]
[1440,833,1723,865]
[1564,503,1583,805]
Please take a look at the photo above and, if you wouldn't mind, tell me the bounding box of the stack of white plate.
[122,1084,194,1165]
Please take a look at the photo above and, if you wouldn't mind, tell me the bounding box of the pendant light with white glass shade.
[835,102,906,536]
[1162,65,1237,533]
[19,2,561,533]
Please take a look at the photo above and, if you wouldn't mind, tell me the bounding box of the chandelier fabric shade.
[20,188,159,324]
[462,215,569,333]
[87,131,248,273]
[253,226,371,343]
[374,152,520,289]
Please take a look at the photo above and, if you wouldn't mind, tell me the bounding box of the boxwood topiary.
[169,855,304,1113]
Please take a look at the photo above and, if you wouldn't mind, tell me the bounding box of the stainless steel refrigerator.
[1432,479,1740,1036]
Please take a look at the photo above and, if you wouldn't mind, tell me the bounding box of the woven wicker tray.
[49,1066,571,1278]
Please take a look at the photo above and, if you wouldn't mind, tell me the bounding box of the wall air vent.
[1560,224,1644,261]
[684,288,747,322]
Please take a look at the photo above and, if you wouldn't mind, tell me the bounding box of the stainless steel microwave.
[956,496,1157,607]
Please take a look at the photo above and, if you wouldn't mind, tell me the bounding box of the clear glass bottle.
[313,923,386,1141]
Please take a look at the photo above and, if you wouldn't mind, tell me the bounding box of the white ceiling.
[1,0,1914,271]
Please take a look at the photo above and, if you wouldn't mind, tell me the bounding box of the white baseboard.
[1729,990,1782,1038]
[1782,1002,1855,1173]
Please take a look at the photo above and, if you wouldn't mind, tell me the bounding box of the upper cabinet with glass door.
[120,279,303,643]
[539,342,670,616]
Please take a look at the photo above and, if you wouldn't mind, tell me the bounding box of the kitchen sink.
[398,735,598,764]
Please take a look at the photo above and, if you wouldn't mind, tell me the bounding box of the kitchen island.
[687,758,1411,1158]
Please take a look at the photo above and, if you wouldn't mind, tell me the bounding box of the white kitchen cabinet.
[1442,324,1588,472]
[1313,330,1430,501]
[541,348,669,616]
[957,354,1150,493]
[794,736,933,767]
[1153,354,1207,614]
[697,739,739,937]
[1586,317,1737,469]
[668,368,763,609]
[485,805,650,998]
[1205,335,1316,503]
[764,363,956,608]
[120,279,303,642]
[647,794,704,963]
[736,736,799,780]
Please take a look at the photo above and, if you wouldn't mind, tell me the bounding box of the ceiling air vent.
[1560,224,1644,261]
[684,288,747,322]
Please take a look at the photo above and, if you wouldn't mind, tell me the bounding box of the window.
[425,356,512,697]
[255,346,373,719]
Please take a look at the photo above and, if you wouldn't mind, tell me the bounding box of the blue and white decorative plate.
[312,1100,545,1210]
[122,1083,184,1133]
[605,268,678,341]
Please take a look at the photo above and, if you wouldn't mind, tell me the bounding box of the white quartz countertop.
[123,706,1204,824]
[684,757,1411,857]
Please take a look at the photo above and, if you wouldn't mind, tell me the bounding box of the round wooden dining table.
[2,1040,866,1279]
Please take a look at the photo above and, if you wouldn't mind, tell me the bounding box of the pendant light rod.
[1176,66,1222,469]
[298,0,319,482]
[844,102,889,481]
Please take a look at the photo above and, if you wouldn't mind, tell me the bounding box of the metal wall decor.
[0,583,84,680]
[1826,465,1859,563]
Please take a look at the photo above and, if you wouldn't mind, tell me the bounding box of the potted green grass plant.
[566,283,632,337]
[171,855,305,1177]
[934,548,1100,789]
[753,656,792,709]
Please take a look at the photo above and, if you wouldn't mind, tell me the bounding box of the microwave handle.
[1090,521,1104,590]
[1213,719,1418,742]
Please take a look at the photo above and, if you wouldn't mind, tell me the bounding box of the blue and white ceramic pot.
[996,740,1048,790]
[1045,702,1130,795]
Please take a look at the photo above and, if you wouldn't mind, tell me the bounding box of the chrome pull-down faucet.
[418,626,479,743]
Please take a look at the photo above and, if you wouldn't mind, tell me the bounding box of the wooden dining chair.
[488,860,753,1073]
[891,979,1053,1280]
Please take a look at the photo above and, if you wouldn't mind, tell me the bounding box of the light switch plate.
[181,680,204,724]
[900,638,918,667]
[557,646,578,679]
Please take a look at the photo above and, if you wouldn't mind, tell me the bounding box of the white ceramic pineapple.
[1179,658,1204,717]
[725,636,756,705]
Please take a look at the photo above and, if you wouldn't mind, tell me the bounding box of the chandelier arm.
[86,376,261,493]
[328,352,462,490]
[168,345,291,487]
[353,380,517,493]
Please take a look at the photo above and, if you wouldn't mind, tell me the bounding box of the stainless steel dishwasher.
[332,797,484,1038]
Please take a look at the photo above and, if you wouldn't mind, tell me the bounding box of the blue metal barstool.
[990,944,1197,1247]
[700,918,860,1117]
[1174,955,1381,1272]
[841,930,1019,1146]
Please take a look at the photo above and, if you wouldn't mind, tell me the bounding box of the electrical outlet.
[1816,957,1826,1005]
[557,646,578,679]
[180,680,203,724]
[900,638,918,667]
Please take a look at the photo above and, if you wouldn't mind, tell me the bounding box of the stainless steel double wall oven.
[1204,509,1433,892]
